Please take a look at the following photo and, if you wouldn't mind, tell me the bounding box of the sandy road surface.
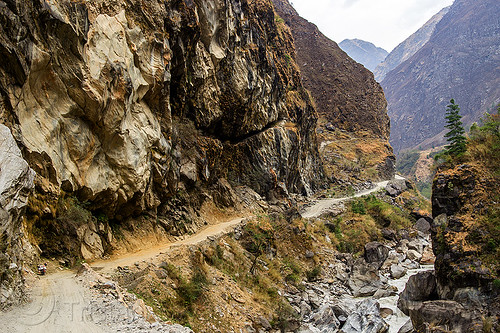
[1,271,106,333]
[301,176,403,218]
[91,217,247,274]
[1,217,247,332]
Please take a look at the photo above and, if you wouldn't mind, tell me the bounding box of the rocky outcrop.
[0,0,323,212]
[397,270,438,316]
[374,6,449,82]
[339,39,388,72]
[382,0,500,152]
[0,0,325,259]
[0,124,35,309]
[406,162,500,331]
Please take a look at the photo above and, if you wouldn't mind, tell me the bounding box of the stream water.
[378,265,434,332]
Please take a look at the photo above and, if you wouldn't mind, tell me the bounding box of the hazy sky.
[290,0,454,51]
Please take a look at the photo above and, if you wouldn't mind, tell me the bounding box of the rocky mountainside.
[382,0,500,153]
[0,0,327,307]
[339,38,388,72]
[272,0,395,182]
[374,6,449,82]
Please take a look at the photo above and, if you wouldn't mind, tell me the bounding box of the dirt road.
[301,177,401,218]
[2,271,106,333]
[91,217,247,275]
[1,217,247,332]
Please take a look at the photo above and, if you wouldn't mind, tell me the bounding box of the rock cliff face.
[0,0,323,217]
[339,39,388,73]
[374,6,449,82]
[272,0,395,181]
[0,124,36,309]
[0,0,326,297]
[420,163,500,331]
[382,0,500,153]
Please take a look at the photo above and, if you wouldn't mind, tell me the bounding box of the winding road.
[301,176,401,218]
[1,176,399,332]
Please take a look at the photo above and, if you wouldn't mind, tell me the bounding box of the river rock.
[364,242,390,264]
[397,270,437,315]
[340,299,389,333]
[420,246,435,265]
[406,250,422,262]
[390,264,407,279]
[409,300,483,333]
[309,304,341,331]
[400,259,420,270]
[348,261,387,297]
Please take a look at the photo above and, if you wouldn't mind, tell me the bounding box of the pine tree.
[444,99,467,156]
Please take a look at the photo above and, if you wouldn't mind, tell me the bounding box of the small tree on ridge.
[444,98,467,156]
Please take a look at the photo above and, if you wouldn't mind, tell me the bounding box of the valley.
[0,0,498,332]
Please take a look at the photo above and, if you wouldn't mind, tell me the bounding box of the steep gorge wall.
[0,0,323,218]
[0,0,325,302]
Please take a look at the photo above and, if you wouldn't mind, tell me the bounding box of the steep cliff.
[424,115,500,331]
[339,39,388,72]
[272,0,395,182]
[382,0,500,153]
[0,124,36,309]
[0,0,325,286]
[374,6,449,82]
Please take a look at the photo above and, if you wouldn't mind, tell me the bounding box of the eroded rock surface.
[0,124,35,309]
[0,0,323,219]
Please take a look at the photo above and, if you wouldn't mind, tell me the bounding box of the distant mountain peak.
[338,39,388,72]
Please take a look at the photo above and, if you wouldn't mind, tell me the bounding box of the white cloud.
[289,0,454,51]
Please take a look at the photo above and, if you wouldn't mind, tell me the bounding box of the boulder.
[309,304,341,331]
[406,250,422,262]
[385,179,408,197]
[409,300,483,333]
[414,218,431,234]
[348,261,388,297]
[420,246,435,265]
[364,242,390,264]
[397,270,437,315]
[390,264,407,279]
[340,299,389,333]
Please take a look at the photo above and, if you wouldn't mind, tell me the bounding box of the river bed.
[378,265,434,332]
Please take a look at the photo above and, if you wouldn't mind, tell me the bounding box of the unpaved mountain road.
[2,271,105,333]
[91,217,247,275]
[1,176,399,332]
[0,217,247,333]
[301,176,402,218]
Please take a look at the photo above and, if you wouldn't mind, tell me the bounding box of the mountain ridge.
[382,0,500,153]
[339,38,388,72]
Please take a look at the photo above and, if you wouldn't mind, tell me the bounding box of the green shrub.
[351,200,366,215]
[306,266,321,281]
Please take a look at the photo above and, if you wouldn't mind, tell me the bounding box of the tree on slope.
[444,99,467,156]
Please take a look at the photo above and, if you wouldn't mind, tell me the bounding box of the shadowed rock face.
[382,0,500,153]
[0,0,324,219]
[0,124,36,309]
